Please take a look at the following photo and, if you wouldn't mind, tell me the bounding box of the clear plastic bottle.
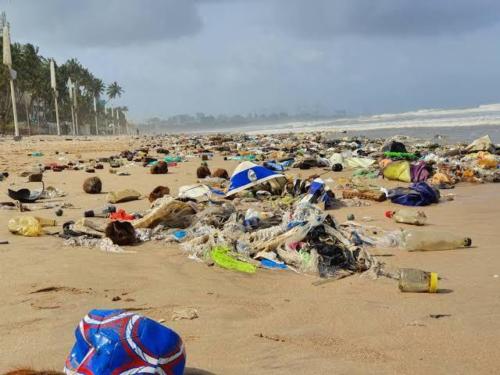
[399,268,438,293]
[401,229,472,251]
[386,209,427,226]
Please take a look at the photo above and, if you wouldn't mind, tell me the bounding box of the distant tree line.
[141,110,347,133]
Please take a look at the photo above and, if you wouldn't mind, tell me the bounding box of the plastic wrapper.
[63,236,126,253]
[210,245,256,273]
[133,196,195,229]
[8,216,43,236]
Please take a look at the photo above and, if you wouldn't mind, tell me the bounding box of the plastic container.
[35,217,57,226]
[401,229,471,251]
[84,205,116,218]
[399,268,438,293]
[385,209,427,226]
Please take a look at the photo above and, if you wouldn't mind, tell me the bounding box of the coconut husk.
[105,221,136,246]
[196,165,211,179]
[212,168,229,179]
[148,186,170,202]
[150,161,168,174]
[83,177,102,194]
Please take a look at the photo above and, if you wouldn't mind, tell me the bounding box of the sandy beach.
[0,136,499,374]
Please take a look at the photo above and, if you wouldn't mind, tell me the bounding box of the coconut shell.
[212,168,229,180]
[196,165,211,179]
[150,161,168,174]
[105,221,136,246]
[148,186,170,202]
[83,177,102,194]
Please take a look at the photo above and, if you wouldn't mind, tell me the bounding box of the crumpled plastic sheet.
[40,186,67,199]
[63,236,127,253]
[180,224,232,257]
[135,224,179,242]
[194,203,236,228]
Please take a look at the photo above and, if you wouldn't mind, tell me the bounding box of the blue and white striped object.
[226,161,285,196]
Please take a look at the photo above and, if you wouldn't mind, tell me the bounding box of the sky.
[1,0,500,121]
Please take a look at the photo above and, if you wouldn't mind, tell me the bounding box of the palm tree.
[105,82,123,134]
[92,79,105,98]
[106,81,123,100]
[115,106,129,134]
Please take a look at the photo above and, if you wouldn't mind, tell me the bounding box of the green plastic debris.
[164,156,183,163]
[279,195,296,206]
[210,245,256,273]
[383,151,417,160]
[352,169,379,178]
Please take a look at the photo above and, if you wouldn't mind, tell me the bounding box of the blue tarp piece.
[389,182,440,206]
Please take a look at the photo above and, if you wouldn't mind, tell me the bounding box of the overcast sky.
[2,0,500,121]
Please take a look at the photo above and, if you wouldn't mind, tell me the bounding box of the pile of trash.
[2,133,496,283]
[51,162,380,280]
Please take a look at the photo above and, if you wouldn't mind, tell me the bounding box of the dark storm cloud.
[276,0,500,38]
[1,0,202,46]
[1,0,500,119]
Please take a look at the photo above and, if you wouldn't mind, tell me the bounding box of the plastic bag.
[106,189,141,204]
[210,245,256,273]
[383,160,411,182]
[8,216,42,236]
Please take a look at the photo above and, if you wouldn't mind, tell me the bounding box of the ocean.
[214,103,500,143]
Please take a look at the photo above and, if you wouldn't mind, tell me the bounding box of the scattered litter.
[429,314,452,319]
[4,133,492,288]
[172,307,199,321]
[107,189,141,203]
[255,333,286,342]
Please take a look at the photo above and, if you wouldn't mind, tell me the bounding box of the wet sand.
[0,136,499,374]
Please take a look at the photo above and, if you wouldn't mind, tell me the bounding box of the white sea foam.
[217,103,500,135]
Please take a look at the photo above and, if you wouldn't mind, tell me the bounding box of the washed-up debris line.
[3,133,496,281]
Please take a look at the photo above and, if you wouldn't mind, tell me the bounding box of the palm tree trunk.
[24,100,31,136]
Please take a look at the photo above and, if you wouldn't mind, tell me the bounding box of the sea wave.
[221,103,500,135]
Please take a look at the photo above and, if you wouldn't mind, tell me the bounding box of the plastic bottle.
[243,208,261,229]
[399,268,438,293]
[400,229,472,251]
[385,209,427,226]
[35,217,57,226]
[236,240,251,256]
[84,205,116,218]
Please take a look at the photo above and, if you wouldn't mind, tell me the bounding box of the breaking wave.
[229,103,500,135]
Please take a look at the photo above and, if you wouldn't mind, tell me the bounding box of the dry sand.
[0,136,499,374]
